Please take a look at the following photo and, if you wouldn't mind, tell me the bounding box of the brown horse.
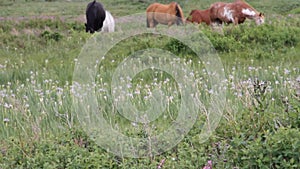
[146,2,184,28]
[186,9,211,25]
[209,0,264,25]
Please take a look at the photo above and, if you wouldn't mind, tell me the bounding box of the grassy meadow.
[0,0,300,168]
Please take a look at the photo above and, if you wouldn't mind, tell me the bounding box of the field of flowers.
[0,0,300,168]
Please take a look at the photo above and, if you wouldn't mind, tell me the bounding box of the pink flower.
[157,158,166,169]
[202,160,212,169]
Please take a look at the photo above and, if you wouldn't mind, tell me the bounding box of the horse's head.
[254,12,265,25]
[85,23,95,34]
[242,8,265,25]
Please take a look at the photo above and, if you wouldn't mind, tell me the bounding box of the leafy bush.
[204,22,300,54]
[239,128,300,168]
[41,30,63,42]
[0,129,120,169]
[165,38,189,54]
[208,32,244,52]
[0,1,300,168]
[68,22,85,32]
[240,24,299,48]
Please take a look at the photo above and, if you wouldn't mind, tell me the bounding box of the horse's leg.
[210,21,218,29]
[150,18,154,28]
[147,12,156,28]
[228,17,239,31]
[234,17,239,26]
[211,20,224,35]
[152,18,158,28]
[149,20,154,28]
[150,18,156,28]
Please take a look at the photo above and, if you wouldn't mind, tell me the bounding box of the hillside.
[0,0,300,168]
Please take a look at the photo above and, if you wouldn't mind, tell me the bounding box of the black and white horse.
[85,0,106,34]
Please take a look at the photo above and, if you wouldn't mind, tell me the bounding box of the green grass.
[0,0,300,168]
[0,0,299,17]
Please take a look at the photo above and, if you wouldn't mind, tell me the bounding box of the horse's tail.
[175,3,185,25]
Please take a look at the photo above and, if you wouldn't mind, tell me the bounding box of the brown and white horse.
[209,0,264,26]
[146,2,185,28]
[186,9,211,25]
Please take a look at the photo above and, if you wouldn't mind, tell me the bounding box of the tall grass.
[0,0,300,168]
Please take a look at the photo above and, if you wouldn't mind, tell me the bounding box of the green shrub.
[0,129,120,169]
[165,38,189,54]
[204,22,300,55]
[240,128,300,168]
[41,30,63,42]
[0,2,300,168]
[242,24,299,48]
[68,22,85,32]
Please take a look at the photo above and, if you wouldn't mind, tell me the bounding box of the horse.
[85,0,106,34]
[101,10,115,32]
[209,0,264,26]
[146,2,184,28]
[186,9,211,25]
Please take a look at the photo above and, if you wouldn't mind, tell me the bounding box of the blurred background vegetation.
[0,0,299,168]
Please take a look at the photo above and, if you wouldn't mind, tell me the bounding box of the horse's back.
[146,2,184,27]
[199,9,211,25]
[209,2,226,20]
[146,3,160,12]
